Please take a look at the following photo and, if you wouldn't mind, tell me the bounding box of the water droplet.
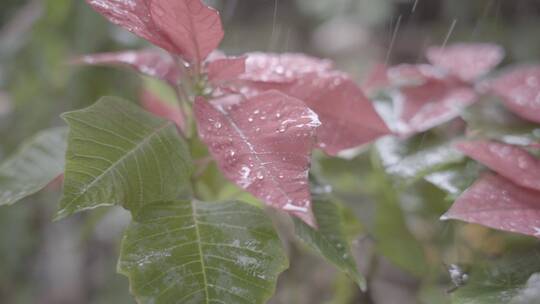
[277,125,287,133]
[214,122,222,129]
[256,172,264,180]
[276,113,281,118]
[248,117,254,122]
[253,109,260,115]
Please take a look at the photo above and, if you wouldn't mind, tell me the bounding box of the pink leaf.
[386,64,477,135]
[233,53,390,155]
[149,0,224,63]
[442,173,540,239]
[283,72,391,155]
[206,56,246,84]
[86,0,223,63]
[487,65,540,123]
[397,84,477,135]
[456,140,540,191]
[74,50,180,85]
[86,0,177,53]
[426,43,504,82]
[362,63,390,95]
[194,91,320,227]
[241,52,333,83]
[141,90,185,132]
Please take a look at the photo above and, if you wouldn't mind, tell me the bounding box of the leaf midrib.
[60,121,172,214]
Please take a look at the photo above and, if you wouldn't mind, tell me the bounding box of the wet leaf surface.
[194,91,320,226]
[57,97,192,218]
[119,199,288,304]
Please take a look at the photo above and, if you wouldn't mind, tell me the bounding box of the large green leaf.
[57,97,192,219]
[294,198,366,291]
[0,127,67,206]
[118,200,288,304]
[452,253,540,304]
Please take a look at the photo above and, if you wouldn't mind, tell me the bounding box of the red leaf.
[86,0,223,63]
[86,0,176,53]
[234,53,390,155]
[362,63,390,95]
[194,91,320,227]
[141,90,185,132]
[426,43,504,82]
[283,72,391,155]
[487,65,540,123]
[74,50,180,85]
[206,56,246,84]
[442,173,540,239]
[386,64,477,135]
[397,84,477,135]
[456,140,540,191]
[241,52,333,84]
[149,0,224,63]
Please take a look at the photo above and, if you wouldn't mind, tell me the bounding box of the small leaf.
[456,140,540,191]
[149,0,224,63]
[118,199,288,304]
[452,253,540,304]
[442,173,540,239]
[487,65,540,124]
[0,127,67,206]
[74,49,180,85]
[57,96,192,219]
[426,43,504,82]
[293,198,366,290]
[194,91,320,227]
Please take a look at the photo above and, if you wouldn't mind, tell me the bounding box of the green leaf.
[118,200,288,304]
[375,135,464,183]
[294,198,366,291]
[0,127,67,206]
[57,96,192,219]
[452,253,540,304]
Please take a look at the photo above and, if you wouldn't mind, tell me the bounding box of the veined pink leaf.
[149,0,224,63]
[282,72,391,155]
[241,52,333,83]
[206,56,246,84]
[141,90,185,132]
[74,50,180,85]
[194,91,320,227]
[86,0,223,63]
[426,43,504,82]
[86,0,177,53]
[232,53,390,155]
[387,64,448,87]
[456,140,540,191]
[442,173,540,239]
[487,65,540,123]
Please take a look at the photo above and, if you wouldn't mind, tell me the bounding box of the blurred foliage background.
[1,0,540,303]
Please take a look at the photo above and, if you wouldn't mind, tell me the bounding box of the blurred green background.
[1,0,539,303]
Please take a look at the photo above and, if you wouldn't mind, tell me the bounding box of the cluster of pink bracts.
[77,0,540,236]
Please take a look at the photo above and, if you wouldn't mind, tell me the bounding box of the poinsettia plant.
[1,0,540,303]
